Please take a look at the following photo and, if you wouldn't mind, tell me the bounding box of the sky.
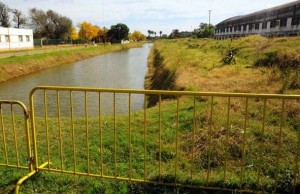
[2,0,298,35]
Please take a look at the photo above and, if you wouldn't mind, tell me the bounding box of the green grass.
[146,36,300,94]
[1,93,300,193]
[1,36,300,193]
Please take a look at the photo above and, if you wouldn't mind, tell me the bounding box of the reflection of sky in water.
[0,44,152,117]
[32,90,145,117]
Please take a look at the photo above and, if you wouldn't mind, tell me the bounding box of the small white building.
[0,27,34,50]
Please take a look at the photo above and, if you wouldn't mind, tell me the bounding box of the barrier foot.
[14,162,50,194]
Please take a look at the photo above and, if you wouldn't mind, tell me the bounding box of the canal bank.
[0,43,152,115]
[0,42,144,83]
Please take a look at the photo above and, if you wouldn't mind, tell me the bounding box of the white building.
[0,27,34,50]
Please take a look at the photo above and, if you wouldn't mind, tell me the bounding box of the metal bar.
[293,121,300,194]
[223,97,231,186]
[159,94,162,182]
[99,92,103,176]
[70,91,76,173]
[207,96,214,185]
[29,92,39,170]
[274,99,285,193]
[57,90,63,171]
[30,86,300,100]
[143,95,147,181]
[14,162,50,194]
[44,90,50,170]
[175,98,179,184]
[129,93,132,180]
[240,98,248,187]
[114,93,117,178]
[0,104,8,165]
[23,103,32,172]
[191,96,196,185]
[85,91,90,174]
[257,99,267,190]
[11,104,20,166]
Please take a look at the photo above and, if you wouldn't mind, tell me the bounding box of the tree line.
[0,1,146,43]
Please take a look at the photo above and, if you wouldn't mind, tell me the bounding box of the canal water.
[0,43,152,116]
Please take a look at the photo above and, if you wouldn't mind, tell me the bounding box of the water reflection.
[0,44,152,116]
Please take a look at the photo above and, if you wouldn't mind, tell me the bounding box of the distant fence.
[33,39,86,47]
[2,87,300,193]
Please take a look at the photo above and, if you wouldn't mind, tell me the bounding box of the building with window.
[0,27,34,50]
[215,1,300,39]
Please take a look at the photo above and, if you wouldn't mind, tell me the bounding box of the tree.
[159,31,162,37]
[0,2,10,27]
[194,23,215,38]
[93,25,104,43]
[11,9,26,28]
[100,27,109,44]
[47,10,72,39]
[107,23,129,42]
[78,21,98,41]
[130,30,146,42]
[70,26,78,40]
[29,8,72,39]
[29,8,51,38]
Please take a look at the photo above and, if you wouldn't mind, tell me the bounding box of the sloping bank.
[0,42,144,83]
[145,43,178,106]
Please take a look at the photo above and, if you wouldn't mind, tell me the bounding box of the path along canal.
[0,43,152,116]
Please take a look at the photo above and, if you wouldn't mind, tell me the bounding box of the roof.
[216,0,300,26]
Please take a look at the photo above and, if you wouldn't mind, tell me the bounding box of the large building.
[0,27,34,50]
[215,1,300,39]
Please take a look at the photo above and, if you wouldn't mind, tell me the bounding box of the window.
[292,17,300,26]
[5,35,10,42]
[249,24,253,31]
[26,36,30,42]
[280,18,287,27]
[262,21,267,29]
[270,20,277,28]
[255,23,260,30]
[19,35,23,42]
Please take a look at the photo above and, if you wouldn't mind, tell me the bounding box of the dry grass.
[147,36,300,95]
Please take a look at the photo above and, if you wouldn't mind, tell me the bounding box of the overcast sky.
[2,0,298,35]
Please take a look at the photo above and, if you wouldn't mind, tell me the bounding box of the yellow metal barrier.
[25,86,300,193]
[0,100,32,171]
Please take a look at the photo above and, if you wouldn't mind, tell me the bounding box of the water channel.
[0,43,152,116]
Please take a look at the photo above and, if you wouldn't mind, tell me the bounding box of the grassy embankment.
[0,42,144,83]
[146,35,300,95]
[1,36,300,193]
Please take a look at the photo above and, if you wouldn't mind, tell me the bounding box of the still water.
[0,43,152,116]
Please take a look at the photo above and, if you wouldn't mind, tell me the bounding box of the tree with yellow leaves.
[70,26,79,40]
[78,21,99,41]
[130,30,146,42]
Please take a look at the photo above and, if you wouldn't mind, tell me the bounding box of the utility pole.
[208,10,212,26]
